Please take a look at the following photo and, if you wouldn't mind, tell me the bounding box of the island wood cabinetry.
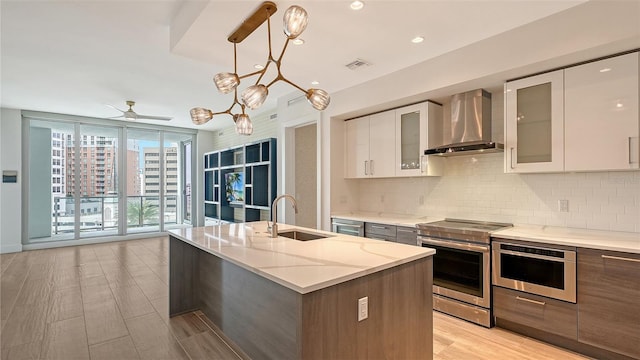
[577,248,640,359]
[345,101,443,179]
[505,51,639,173]
[169,224,434,360]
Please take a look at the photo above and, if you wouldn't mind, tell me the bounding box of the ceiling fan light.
[241,84,268,110]
[306,88,330,111]
[190,107,213,125]
[234,114,253,135]
[283,5,308,39]
[214,72,240,94]
[124,111,137,121]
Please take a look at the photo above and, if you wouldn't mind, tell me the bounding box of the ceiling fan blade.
[106,104,126,113]
[136,114,173,121]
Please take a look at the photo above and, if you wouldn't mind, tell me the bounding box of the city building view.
[51,132,180,235]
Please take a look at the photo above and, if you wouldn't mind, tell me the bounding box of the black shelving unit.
[203,138,277,224]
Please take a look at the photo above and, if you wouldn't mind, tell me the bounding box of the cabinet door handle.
[629,137,639,164]
[510,147,515,169]
[602,254,640,263]
[364,160,368,175]
[370,225,387,229]
[370,160,375,175]
[516,296,546,306]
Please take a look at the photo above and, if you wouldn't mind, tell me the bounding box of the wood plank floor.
[0,236,589,360]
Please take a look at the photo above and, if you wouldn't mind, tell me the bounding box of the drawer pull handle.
[370,225,387,229]
[516,296,546,306]
[602,254,640,263]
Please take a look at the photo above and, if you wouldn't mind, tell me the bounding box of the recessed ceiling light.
[311,81,319,85]
[350,1,364,10]
[254,64,264,70]
[411,36,424,44]
[292,38,305,45]
[599,68,611,73]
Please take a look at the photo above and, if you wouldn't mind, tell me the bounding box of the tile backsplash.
[356,153,640,232]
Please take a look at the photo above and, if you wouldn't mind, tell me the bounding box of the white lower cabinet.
[565,52,639,171]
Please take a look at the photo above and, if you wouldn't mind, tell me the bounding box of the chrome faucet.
[270,194,298,238]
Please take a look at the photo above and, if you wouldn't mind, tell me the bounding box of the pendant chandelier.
[190,1,330,135]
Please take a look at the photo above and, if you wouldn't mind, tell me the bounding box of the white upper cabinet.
[395,102,443,177]
[564,52,639,171]
[345,115,371,178]
[345,101,443,179]
[344,111,395,178]
[369,110,396,178]
[505,70,565,173]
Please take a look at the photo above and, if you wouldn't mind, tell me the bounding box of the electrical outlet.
[358,297,368,321]
[418,195,425,205]
[558,200,569,212]
[380,195,385,203]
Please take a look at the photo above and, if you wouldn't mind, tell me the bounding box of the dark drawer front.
[493,286,577,340]
[577,248,640,359]
[396,226,418,246]
[365,223,396,240]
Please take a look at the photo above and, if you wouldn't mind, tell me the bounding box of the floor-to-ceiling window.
[126,128,161,233]
[25,114,196,245]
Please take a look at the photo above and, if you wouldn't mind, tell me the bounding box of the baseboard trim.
[0,244,23,254]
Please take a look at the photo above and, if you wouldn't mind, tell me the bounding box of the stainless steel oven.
[492,241,576,303]
[417,219,512,328]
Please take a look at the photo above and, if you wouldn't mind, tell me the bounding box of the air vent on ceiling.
[269,113,278,120]
[287,95,306,106]
[345,58,372,70]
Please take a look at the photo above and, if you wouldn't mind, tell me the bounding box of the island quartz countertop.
[168,221,435,294]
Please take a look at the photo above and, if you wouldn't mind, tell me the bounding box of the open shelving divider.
[203,138,277,224]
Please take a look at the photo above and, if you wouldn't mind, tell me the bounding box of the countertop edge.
[492,228,640,254]
[168,230,435,294]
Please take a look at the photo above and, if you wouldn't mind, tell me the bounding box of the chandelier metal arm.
[191,2,329,134]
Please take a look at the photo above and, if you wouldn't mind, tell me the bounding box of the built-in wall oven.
[417,219,512,327]
[492,240,576,303]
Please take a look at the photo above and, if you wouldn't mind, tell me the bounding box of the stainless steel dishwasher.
[331,217,364,237]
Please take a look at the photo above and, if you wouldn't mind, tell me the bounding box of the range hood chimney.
[424,89,503,156]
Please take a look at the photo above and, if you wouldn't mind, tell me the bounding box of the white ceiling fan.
[108,100,172,121]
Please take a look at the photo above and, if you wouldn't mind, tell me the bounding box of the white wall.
[0,108,23,253]
[195,129,215,226]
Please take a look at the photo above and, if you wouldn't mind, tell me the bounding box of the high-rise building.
[143,147,179,216]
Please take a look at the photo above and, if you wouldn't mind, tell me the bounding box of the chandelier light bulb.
[214,72,240,94]
[190,107,214,124]
[283,5,308,39]
[306,88,330,111]
[234,114,254,135]
[241,84,269,110]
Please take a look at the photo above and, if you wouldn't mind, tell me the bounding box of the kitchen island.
[168,221,435,360]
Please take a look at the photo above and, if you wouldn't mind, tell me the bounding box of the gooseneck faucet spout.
[270,194,298,238]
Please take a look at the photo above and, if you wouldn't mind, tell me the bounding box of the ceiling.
[0,0,590,131]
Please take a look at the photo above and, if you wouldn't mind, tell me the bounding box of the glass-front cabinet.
[395,102,443,177]
[505,70,564,173]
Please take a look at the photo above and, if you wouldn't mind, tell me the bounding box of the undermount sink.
[278,230,330,241]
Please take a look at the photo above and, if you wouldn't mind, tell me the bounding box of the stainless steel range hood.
[424,89,503,156]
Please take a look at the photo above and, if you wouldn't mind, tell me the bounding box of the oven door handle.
[419,237,489,253]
